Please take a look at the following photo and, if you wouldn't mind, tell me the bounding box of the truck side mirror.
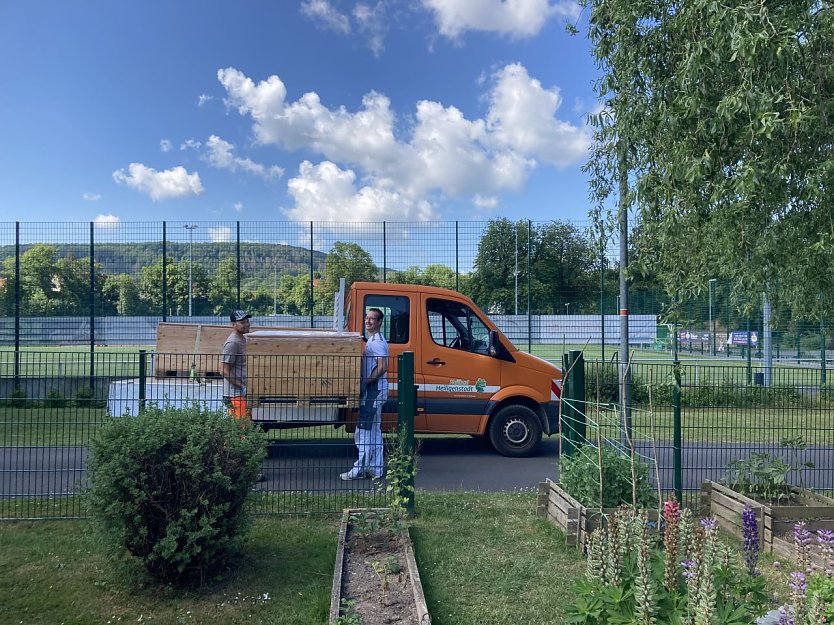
[488,330,499,357]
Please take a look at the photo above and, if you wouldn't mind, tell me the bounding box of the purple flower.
[788,571,807,593]
[794,522,812,547]
[742,506,760,576]
[681,559,695,579]
[818,529,834,545]
[700,516,717,531]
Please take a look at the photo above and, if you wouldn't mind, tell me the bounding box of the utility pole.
[514,224,519,315]
[708,278,717,356]
[184,224,198,316]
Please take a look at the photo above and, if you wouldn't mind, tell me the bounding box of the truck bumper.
[542,401,560,435]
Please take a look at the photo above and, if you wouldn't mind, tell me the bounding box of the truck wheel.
[488,405,542,457]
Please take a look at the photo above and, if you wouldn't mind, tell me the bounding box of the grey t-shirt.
[221,331,247,397]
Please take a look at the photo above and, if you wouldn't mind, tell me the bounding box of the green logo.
[475,378,486,392]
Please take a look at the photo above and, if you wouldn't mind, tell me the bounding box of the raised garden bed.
[329,508,431,625]
[701,480,834,563]
[537,479,659,548]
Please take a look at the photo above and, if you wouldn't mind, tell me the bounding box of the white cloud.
[421,0,580,39]
[112,163,204,201]
[473,194,499,209]
[204,135,284,179]
[160,139,173,152]
[285,160,435,222]
[233,201,243,212]
[486,63,589,167]
[180,139,202,150]
[197,94,213,107]
[218,64,587,218]
[300,0,351,33]
[93,214,120,227]
[82,192,101,201]
[353,2,387,57]
[208,226,233,242]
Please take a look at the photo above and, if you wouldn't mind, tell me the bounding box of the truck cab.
[346,282,562,457]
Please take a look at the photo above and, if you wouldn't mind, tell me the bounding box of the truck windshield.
[426,298,490,355]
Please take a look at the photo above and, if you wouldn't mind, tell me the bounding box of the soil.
[340,525,419,625]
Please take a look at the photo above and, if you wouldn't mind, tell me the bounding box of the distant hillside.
[0,242,328,281]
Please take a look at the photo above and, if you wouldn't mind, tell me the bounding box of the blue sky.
[0,1,599,237]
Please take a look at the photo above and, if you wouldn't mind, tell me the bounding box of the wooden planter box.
[329,508,431,625]
[701,480,834,562]
[537,479,659,548]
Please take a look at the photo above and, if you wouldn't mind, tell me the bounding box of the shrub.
[87,404,267,585]
[4,387,28,408]
[74,385,105,408]
[45,386,67,408]
[559,443,658,508]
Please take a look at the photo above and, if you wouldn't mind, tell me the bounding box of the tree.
[469,219,532,314]
[582,0,834,318]
[139,258,209,316]
[102,273,144,316]
[208,258,239,315]
[316,242,378,311]
[390,264,458,290]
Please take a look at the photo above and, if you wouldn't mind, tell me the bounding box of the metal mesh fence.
[585,360,834,507]
[0,350,399,519]
[2,219,833,369]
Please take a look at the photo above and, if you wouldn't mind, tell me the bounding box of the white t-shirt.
[362,332,388,399]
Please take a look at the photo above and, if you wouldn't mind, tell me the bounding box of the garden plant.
[86,403,266,585]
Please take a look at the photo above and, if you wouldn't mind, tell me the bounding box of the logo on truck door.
[430,378,494,394]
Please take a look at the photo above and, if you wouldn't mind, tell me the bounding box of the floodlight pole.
[184,224,198,316]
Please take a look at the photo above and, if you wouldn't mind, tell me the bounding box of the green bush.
[559,443,658,509]
[74,385,105,408]
[45,386,67,408]
[4,387,28,408]
[87,404,267,585]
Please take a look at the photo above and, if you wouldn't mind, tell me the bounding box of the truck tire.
[488,404,542,457]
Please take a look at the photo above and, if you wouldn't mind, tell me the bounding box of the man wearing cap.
[220,310,251,420]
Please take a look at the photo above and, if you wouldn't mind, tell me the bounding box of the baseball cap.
[230,310,252,322]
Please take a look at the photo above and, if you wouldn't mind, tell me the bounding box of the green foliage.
[5,387,28,408]
[73,385,105,408]
[807,573,834,623]
[383,428,418,516]
[721,436,814,502]
[335,599,362,625]
[86,404,267,585]
[582,0,834,319]
[44,387,67,408]
[559,444,657,508]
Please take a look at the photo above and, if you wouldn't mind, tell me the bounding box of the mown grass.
[0,491,584,625]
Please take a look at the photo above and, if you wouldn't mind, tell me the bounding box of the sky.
[0,0,600,238]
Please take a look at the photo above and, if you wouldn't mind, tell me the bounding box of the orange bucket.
[228,395,249,420]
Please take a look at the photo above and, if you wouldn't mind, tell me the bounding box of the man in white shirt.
[341,307,388,480]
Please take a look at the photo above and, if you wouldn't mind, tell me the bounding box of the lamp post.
[514,224,519,315]
[565,303,571,315]
[184,224,198,316]
[708,278,717,356]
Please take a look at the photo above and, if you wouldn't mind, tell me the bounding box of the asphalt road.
[2,437,832,498]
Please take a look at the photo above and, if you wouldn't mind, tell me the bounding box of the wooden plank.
[770,506,834,521]
[709,490,753,517]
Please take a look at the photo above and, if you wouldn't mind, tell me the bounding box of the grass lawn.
[0,491,585,625]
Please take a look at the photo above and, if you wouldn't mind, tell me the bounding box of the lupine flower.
[794,522,813,573]
[681,559,695,579]
[778,605,796,625]
[663,498,680,523]
[741,505,760,576]
[699,516,717,531]
[662,499,681,592]
[788,571,807,593]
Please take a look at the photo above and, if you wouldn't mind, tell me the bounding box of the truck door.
[419,295,502,433]
[359,292,426,431]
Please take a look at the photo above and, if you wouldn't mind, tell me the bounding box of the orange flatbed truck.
[342,282,563,457]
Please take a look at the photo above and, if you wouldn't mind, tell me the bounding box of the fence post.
[236,221,241,308]
[560,350,585,457]
[397,351,416,517]
[162,222,168,321]
[383,221,387,283]
[138,350,147,414]
[673,360,682,503]
[89,221,96,386]
[821,320,827,386]
[455,221,459,293]
[309,221,314,327]
[527,220,531,353]
[14,222,20,388]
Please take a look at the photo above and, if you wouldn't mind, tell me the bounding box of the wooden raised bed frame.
[329,508,431,625]
[537,479,659,548]
[701,480,834,562]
